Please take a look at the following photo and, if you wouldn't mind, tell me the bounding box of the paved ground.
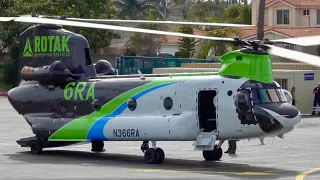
[0,97,320,180]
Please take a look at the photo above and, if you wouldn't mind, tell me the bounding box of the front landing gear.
[143,141,165,164]
[203,141,224,161]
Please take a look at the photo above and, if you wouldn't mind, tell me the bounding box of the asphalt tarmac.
[0,97,320,180]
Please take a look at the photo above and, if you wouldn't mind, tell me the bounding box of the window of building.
[277,9,290,24]
[303,9,310,16]
[317,10,320,24]
[274,78,288,90]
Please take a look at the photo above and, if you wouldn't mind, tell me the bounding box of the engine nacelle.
[95,59,115,75]
[21,61,77,85]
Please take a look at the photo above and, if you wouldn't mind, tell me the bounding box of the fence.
[116,56,220,75]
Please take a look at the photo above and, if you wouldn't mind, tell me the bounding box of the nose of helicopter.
[258,103,301,133]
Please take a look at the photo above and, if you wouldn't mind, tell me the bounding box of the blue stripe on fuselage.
[86,82,177,140]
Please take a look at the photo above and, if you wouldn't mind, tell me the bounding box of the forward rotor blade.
[0,17,16,22]
[266,44,320,67]
[13,16,236,42]
[271,35,320,46]
[66,18,254,27]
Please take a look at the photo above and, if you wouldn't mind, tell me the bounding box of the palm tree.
[113,0,164,20]
[197,27,240,59]
[257,0,265,40]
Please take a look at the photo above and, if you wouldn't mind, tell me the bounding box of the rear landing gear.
[30,140,43,154]
[143,141,165,164]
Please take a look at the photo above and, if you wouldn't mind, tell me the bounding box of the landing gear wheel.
[155,148,165,164]
[30,141,42,154]
[203,145,223,161]
[144,148,165,164]
[144,148,159,164]
[91,141,105,152]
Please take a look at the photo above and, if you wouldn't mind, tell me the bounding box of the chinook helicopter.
[1,15,320,165]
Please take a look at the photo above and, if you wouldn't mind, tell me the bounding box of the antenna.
[137,69,145,80]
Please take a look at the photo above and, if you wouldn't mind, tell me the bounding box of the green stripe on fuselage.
[48,78,181,141]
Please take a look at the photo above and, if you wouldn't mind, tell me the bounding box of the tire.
[203,145,222,161]
[144,148,159,164]
[91,141,104,152]
[30,141,42,154]
[156,148,165,164]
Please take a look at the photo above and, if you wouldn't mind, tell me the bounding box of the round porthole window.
[163,97,173,110]
[92,99,102,111]
[127,98,137,111]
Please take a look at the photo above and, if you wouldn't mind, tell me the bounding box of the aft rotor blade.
[266,44,320,67]
[13,16,237,42]
[0,17,16,22]
[271,35,320,46]
[66,18,254,27]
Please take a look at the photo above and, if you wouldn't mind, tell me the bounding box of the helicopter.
[1,15,320,165]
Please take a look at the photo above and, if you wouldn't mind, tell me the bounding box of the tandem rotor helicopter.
[2,15,320,164]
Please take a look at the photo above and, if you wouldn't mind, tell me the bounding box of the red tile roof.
[239,26,320,39]
[266,0,320,6]
[158,26,320,43]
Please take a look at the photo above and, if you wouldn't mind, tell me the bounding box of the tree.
[114,0,164,20]
[220,3,252,24]
[11,0,121,49]
[197,27,240,59]
[125,9,168,55]
[176,25,196,58]
[0,0,30,54]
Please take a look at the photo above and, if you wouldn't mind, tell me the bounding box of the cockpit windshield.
[251,88,286,104]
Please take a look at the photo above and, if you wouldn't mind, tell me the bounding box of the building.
[105,0,320,63]
[252,0,320,27]
[248,0,320,57]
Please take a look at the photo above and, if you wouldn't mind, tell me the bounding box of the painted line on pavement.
[129,168,278,176]
[296,168,320,180]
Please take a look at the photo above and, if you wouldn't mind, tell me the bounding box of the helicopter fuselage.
[8,74,301,145]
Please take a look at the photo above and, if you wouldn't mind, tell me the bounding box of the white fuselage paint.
[101,75,301,141]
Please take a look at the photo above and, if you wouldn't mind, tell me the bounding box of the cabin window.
[127,98,137,111]
[84,48,93,65]
[277,9,289,25]
[163,97,173,110]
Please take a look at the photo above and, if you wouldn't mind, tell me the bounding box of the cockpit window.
[251,88,286,104]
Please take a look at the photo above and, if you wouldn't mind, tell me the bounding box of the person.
[312,83,320,115]
[224,140,237,154]
[291,87,296,106]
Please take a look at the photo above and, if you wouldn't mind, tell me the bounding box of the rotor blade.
[266,44,320,67]
[0,17,16,22]
[13,16,237,42]
[271,35,320,46]
[66,18,254,27]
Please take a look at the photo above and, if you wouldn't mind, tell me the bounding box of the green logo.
[23,36,71,57]
[64,82,96,101]
[23,38,33,57]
